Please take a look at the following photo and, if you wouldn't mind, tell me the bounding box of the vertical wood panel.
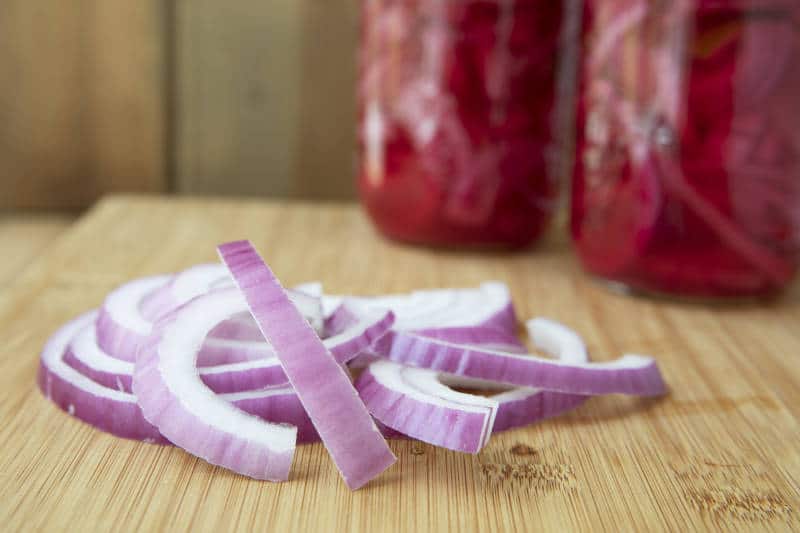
[84,1,167,196]
[176,0,305,197]
[0,2,87,207]
[176,0,359,199]
[0,1,166,209]
[293,1,359,199]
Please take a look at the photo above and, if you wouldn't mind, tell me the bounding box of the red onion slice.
[64,321,135,392]
[439,318,590,432]
[488,386,587,433]
[224,385,317,443]
[196,335,274,365]
[134,289,298,481]
[358,318,591,445]
[48,311,318,444]
[205,289,323,340]
[141,263,325,335]
[67,300,392,395]
[140,263,225,320]
[356,360,498,453]
[219,240,396,490]
[97,272,325,362]
[206,312,265,342]
[65,321,289,393]
[373,326,666,396]
[38,311,166,443]
[96,275,171,362]
[410,326,526,352]
[323,281,517,333]
[326,283,520,368]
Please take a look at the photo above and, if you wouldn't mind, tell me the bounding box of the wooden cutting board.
[1,196,799,532]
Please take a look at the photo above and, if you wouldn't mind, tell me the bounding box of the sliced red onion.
[525,317,589,365]
[373,326,666,397]
[295,281,323,297]
[202,304,393,368]
[356,360,497,453]
[324,303,360,337]
[440,318,590,432]
[323,281,517,333]
[410,326,526,352]
[197,335,275,365]
[326,283,520,368]
[64,321,288,394]
[141,263,325,335]
[488,386,587,433]
[38,311,166,443]
[68,300,392,395]
[96,275,171,362]
[206,312,265,342]
[140,263,227,321]
[97,271,325,363]
[358,319,593,444]
[325,307,395,365]
[347,323,527,370]
[142,263,323,322]
[64,322,135,392]
[288,289,324,335]
[199,359,287,393]
[219,240,396,490]
[134,289,298,481]
[206,289,323,340]
[224,386,317,443]
[50,311,319,446]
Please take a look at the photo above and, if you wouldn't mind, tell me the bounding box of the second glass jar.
[358,0,574,248]
[572,0,800,298]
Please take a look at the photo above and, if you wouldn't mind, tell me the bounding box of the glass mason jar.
[357,0,578,248]
[572,0,800,298]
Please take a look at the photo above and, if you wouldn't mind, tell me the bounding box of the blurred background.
[3,1,797,298]
[1,0,358,210]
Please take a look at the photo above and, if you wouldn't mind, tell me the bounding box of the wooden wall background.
[0,0,358,209]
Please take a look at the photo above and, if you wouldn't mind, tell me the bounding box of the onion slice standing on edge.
[218,240,397,490]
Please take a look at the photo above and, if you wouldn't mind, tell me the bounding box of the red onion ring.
[38,312,166,443]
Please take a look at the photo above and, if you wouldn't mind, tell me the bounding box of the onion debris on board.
[37,240,667,489]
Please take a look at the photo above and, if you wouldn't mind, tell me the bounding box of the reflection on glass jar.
[358,0,577,248]
[572,0,800,298]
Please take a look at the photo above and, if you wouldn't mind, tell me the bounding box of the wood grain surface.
[0,213,73,286]
[1,196,798,532]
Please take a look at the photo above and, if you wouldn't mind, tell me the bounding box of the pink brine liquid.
[572,0,800,297]
[358,0,570,248]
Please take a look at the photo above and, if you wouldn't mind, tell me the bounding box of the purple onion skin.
[374,331,667,397]
[219,240,396,490]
